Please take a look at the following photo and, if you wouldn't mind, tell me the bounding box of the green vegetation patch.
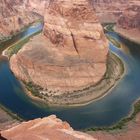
[105,24,115,32]
[6,30,41,58]
[6,38,29,57]
[86,100,140,132]
[106,34,121,48]
[23,81,44,99]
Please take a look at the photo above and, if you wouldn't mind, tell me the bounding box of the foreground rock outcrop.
[2,112,140,140]
[0,115,95,140]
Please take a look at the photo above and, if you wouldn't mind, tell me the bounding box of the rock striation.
[9,0,112,105]
[0,115,96,140]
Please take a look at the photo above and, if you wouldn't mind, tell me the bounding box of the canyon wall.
[0,0,139,40]
[90,0,129,23]
[0,0,40,42]
[115,3,140,44]
[117,5,140,29]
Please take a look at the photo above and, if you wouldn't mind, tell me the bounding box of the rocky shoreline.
[88,100,140,140]
[22,52,124,106]
[2,22,43,58]
[0,104,21,131]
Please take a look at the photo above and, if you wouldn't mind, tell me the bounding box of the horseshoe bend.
[9,0,124,106]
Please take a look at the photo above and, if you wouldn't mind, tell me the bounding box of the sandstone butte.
[9,0,121,106]
[0,115,96,140]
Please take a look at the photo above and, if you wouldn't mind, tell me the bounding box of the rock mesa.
[10,0,111,105]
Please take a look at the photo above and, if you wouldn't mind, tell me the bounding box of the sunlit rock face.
[10,0,108,97]
[43,0,108,62]
[1,115,96,140]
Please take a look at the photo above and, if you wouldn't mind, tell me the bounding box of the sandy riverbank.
[0,105,20,131]
[20,52,124,107]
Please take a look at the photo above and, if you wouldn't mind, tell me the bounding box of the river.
[0,23,140,130]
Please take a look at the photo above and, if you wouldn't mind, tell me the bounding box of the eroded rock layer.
[10,0,109,104]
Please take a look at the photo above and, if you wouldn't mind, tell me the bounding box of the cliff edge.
[1,115,95,140]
